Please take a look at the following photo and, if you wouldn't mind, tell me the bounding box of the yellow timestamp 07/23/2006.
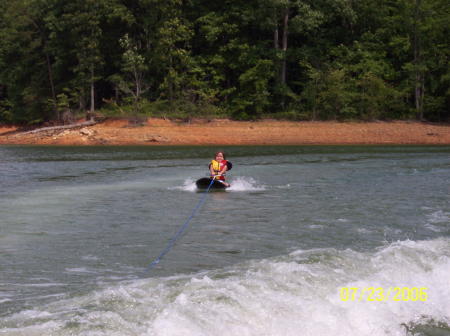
[339,287,428,302]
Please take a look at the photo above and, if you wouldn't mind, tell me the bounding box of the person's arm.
[219,161,228,176]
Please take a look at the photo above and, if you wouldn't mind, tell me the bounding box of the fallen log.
[19,120,97,135]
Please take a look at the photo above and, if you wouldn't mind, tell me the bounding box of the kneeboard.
[196,177,228,190]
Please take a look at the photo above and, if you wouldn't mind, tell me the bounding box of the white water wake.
[174,176,266,192]
[2,238,449,336]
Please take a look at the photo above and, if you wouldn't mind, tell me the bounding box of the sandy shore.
[0,119,449,146]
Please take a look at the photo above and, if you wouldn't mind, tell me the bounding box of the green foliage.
[298,40,408,121]
[0,98,13,123]
[0,0,448,123]
[110,33,149,114]
[231,59,274,119]
[56,93,69,110]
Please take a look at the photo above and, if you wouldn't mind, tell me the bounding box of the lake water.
[0,145,449,336]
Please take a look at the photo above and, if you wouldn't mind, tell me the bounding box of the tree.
[111,33,148,113]
[45,0,132,118]
[373,0,449,120]
[0,0,58,123]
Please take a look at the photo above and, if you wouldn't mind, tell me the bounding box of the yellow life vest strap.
[211,160,220,172]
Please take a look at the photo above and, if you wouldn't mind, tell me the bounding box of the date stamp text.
[339,287,428,302]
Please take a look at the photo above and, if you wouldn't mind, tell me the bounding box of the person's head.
[214,151,226,161]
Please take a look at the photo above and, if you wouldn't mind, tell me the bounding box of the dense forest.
[0,0,448,124]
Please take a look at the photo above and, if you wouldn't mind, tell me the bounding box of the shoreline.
[0,119,449,146]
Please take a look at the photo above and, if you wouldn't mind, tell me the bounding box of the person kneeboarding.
[209,151,232,187]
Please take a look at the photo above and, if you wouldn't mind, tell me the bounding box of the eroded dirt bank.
[0,119,449,146]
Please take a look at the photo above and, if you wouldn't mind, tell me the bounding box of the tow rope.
[146,178,215,271]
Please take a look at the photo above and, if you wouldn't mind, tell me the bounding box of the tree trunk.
[413,0,424,120]
[274,26,279,50]
[273,10,281,86]
[20,119,97,135]
[277,8,290,109]
[415,73,424,120]
[115,86,119,102]
[79,91,86,112]
[312,77,318,121]
[281,8,289,85]
[168,54,174,105]
[89,65,95,120]
[134,68,140,114]
[135,70,141,100]
[28,16,57,120]
[45,51,57,120]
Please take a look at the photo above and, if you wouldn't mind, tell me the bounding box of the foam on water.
[170,178,197,192]
[174,176,266,192]
[64,268,99,274]
[15,283,65,288]
[428,210,449,224]
[227,176,266,191]
[1,238,449,336]
[424,210,450,233]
